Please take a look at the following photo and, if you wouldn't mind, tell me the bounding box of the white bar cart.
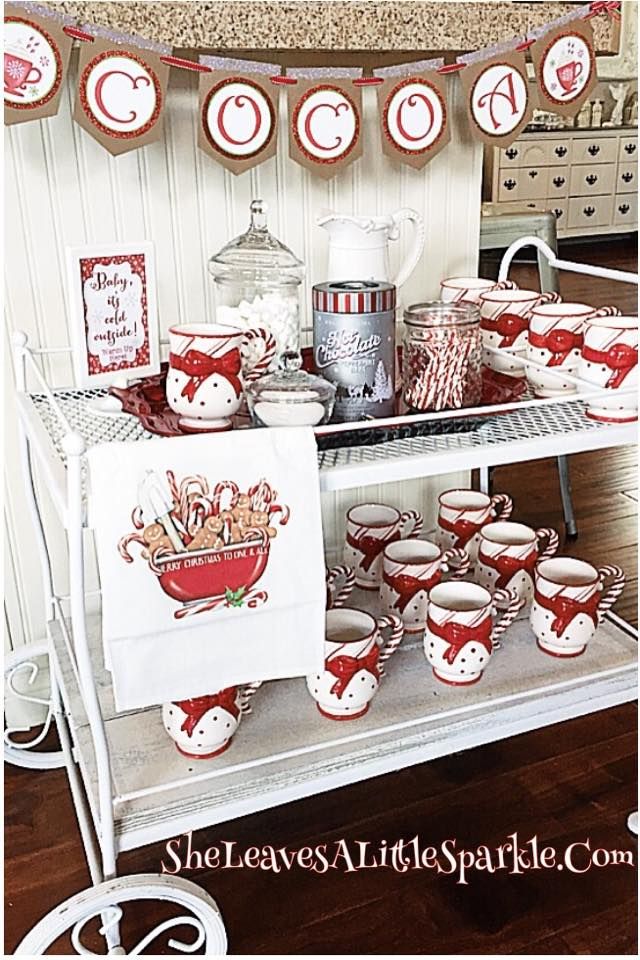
[6,239,638,954]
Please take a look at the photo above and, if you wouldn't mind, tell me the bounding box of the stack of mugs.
[161,489,624,759]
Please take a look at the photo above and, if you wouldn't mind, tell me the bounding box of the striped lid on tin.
[313,280,396,314]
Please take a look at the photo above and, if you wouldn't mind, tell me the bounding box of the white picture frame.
[66,240,160,387]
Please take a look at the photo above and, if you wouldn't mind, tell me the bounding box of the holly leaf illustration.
[225,586,246,607]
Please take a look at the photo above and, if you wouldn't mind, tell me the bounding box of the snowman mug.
[437,489,513,563]
[306,608,404,720]
[380,538,471,634]
[476,521,559,606]
[424,582,523,686]
[162,681,262,759]
[440,276,516,305]
[345,503,423,589]
[325,564,355,609]
[479,288,560,379]
[168,323,276,432]
[577,315,638,423]
[531,558,625,657]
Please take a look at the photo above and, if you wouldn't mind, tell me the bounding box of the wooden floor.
[4,237,638,954]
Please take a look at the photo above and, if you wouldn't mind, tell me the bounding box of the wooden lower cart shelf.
[50,594,637,854]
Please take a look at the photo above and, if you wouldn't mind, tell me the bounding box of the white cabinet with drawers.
[485,127,638,238]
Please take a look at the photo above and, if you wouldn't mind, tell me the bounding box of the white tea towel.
[87,428,325,710]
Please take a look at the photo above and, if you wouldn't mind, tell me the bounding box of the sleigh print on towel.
[117,471,290,618]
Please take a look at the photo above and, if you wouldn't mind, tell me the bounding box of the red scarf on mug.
[174,689,239,737]
[170,348,243,401]
[528,329,582,366]
[326,647,380,698]
[427,615,492,665]
[581,342,637,389]
[346,531,398,572]
[534,589,600,638]
[439,514,485,550]
[481,311,529,347]
[383,569,440,613]
[478,548,537,591]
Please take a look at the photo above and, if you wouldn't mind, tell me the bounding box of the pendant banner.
[4,2,74,125]
[197,57,279,174]
[459,49,535,147]
[73,33,170,155]
[374,58,449,168]
[531,17,597,117]
[287,68,363,178]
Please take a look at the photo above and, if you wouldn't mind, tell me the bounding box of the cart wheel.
[4,641,65,770]
[15,874,228,955]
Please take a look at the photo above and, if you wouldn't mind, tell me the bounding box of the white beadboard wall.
[4,51,482,651]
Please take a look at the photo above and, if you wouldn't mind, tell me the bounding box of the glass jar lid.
[208,200,304,285]
[404,300,479,329]
[246,353,335,405]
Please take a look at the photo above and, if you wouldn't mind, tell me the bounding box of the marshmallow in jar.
[208,200,304,369]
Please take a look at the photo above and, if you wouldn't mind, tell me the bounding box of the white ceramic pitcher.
[317,208,425,289]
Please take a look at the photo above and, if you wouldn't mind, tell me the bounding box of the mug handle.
[534,292,561,308]
[490,493,513,521]
[535,527,559,561]
[326,564,355,609]
[242,327,277,382]
[376,614,404,676]
[399,509,423,540]
[495,280,518,291]
[441,546,471,580]
[490,588,524,650]
[590,306,622,318]
[237,680,263,716]
[596,565,625,623]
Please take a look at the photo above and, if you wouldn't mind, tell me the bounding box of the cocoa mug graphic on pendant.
[325,564,355,609]
[167,323,276,432]
[479,289,560,379]
[345,503,423,589]
[437,489,513,563]
[440,276,516,306]
[424,582,523,686]
[557,60,582,95]
[476,522,559,607]
[526,304,621,398]
[381,538,471,634]
[577,315,638,423]
[306,608,404,720]
[162,682,263,759]
[4,48,42,96]
[531,558,625,658]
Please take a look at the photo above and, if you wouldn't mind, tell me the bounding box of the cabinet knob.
[553,176,565,187]
[624,142,637,154]
[587,144,600,156]
[583,206,596,217]
[528,169,539,178]
[503,179,517,190]
[555,146,567,157]
[585,173,598,185]
[505,147,518,159]
[553,208,564,219]
[618,203,630,215]
[622,171,634,183]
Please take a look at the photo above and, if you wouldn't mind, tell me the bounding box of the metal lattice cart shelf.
[6,237,638,954]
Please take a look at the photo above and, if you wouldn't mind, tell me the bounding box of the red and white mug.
[577,314,638,423]
[380,538,470,634]
[440,276,517,305]
[531,558,625,657]
[306,608,404,720]
[526,303,621,398]
[162,682,262,759]
[436,488,513,563]
[325,564,355,609]
[479,288,561,379]
[344,503,423,590]
[424,581,523,686]
[167,322,276,432]
[476,521,559,606]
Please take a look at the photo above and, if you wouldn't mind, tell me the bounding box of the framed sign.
[66,241,160,386]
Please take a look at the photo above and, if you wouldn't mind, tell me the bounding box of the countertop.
[49,1,620,54]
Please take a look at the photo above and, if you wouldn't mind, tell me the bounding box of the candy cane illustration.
[213,481,239,515]
[117,532,146,563]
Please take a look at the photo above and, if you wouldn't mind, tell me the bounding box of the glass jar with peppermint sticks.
[403,301,482,412]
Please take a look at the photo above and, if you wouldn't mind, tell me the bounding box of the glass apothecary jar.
[208,200,305,367]
[246,353,336,427]
[403,301,482,412]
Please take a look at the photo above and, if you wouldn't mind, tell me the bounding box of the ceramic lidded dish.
[246,353,336,427]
